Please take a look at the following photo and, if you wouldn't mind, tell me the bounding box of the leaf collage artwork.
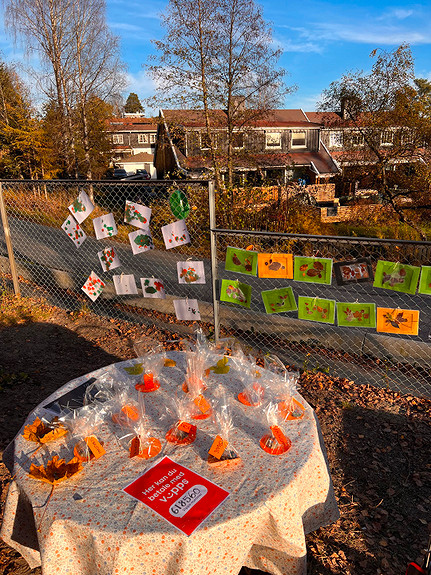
[177,261,205,284]
[68,190,94,224]
[82,272,105,302]
[93,213,118,240]
[261,287,297,314]
[258,253,293,279]
[62,215,86,247]
[141,278,166,299]
[334,259,373,286]
[113,274,138,296]
[377,308,419,336]
[298,296,336,324]
[220,279,252,308]
[373,261,420,295]
[337,302,376,328]
[128,229,154,255]
[169,190,190,219]
[225,247,258,276]
[294,257,333,285]
[418,266,431,295]
[124,201,151,229]
[98,247,121,272]
[162,220,190,249]
[173,299,201,320]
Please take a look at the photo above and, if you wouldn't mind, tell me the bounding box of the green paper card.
[298,296,335,324]
[294,257,333,285]
[225,247,258,276]
[220,279,251,308]
[373,261,420,295]
[169,190,190,219]
[261,287,297,314]
[337,302,376,328]
[418,266,431,295]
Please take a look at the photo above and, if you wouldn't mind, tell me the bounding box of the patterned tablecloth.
[1,351,339,575]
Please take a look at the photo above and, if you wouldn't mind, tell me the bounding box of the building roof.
[108,117,158,132]
[121,152,154,163]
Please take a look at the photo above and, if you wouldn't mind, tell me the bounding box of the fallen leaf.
[29,455,83,485]
[164,358,176,367]
[124,363,143,375]
[22,417,67,444]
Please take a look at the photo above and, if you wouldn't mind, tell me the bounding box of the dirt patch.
[0,303,430,575]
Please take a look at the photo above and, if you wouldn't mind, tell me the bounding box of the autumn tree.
[124,93,144,114]
[318,44,431,239]
[148,0,289,188]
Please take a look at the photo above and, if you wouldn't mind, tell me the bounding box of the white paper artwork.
[61,214,87,248]
[98,246,121,272]
[68,190,94,224]
[128,229,154,255]
[124,200,152,229]
[140,278,166,299]
[161,220,190,249]
[173,299,201,320]
[82,271,105,301]
[93,213,118,240]
[176,261,206,284]
[113,274,138,295]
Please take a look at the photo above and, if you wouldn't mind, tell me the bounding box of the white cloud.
[123,70,158,113]
[393,9,414,20]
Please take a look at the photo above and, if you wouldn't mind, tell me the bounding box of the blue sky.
[1,0,431,114]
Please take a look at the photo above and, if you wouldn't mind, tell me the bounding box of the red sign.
[123,456,229,536]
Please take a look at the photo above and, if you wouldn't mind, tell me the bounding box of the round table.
[1,351,339,575]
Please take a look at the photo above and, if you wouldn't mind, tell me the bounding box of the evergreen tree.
[124,92,144,114]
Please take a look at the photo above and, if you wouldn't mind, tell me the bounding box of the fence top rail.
[211,227,431,247]
[0,179,210,185]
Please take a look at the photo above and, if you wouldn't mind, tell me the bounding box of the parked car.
[123,169,151,181]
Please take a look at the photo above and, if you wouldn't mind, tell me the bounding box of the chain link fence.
[1,179,431,399]
[0,179,214,336]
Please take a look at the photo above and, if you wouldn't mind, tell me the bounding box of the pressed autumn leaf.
[28,455,83,485]
[22,417,67,444]
[124,363,143,375]
[164,358,176,367]
[208,356,230,374]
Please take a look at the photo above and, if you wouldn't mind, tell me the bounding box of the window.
[232,132,244,148]
[150,134,156,144]
[350,131,364,147]
[381,130,394,146]
[291,131,306,148]
[266,132,281,149]
[329,131,343,148]
[138,134,148,144]
[112,134,123,144]
[200,132,211,149]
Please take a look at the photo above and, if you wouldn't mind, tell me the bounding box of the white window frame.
[350,131,364,147]
[265,131,282,149]
[138,134,148,144]
[329,131,343,148]
[200,132,211,150]
[112,134,124,144]
[291,131,306,149]
[150,134,156,144]
[380,130,394,147]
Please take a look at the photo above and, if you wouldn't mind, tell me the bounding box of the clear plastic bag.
[264,355,303,421]
[128,393,162,459]
[134,341,166,392]
[165,396,197,445]
[63,406,106,463]
[259,402,292,455]
[208,388,240,467]
[234,350,265,407]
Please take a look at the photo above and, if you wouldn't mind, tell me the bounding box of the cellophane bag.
[128,393,162,459]
[165,395,197,445]
[208,388,240,466]
[63,405,106,463]
[134,341,166,392]
[259,402,291,455]
[233,349,265,407]
[263,355,303,420]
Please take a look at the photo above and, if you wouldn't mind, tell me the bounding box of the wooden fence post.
[0,182,21,296]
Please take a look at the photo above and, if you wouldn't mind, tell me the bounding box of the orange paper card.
[376,307,419,336]
[177,421,193,433]
[258,253,293,279]
[193,394,211,414]
[85,435,106,459]
[208,435,228,459]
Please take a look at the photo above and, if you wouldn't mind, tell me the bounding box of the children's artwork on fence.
[336,302,376,328]
[93,213,118,240]
[140,278,166,299]
[68,190,94,224]
[61,215,87,247]
[418,266,431,295]
[177,261,206,284]
[161,220,190,249]
[82,271,105,301]
[220,279,252,308]
[298,296,336,324]
[98,246,121,272]
[169,190,190,219]
[128,229,154,255]
[293,257,333,285]
[124,200,151,229]
[113,274,138,295]
[258,253,293,279]
[173,299,201,320]
[334,258,373,286]
[373,261,420,295]
[225,247,258,276]
[261,287,297,314]
[376,307,419,336]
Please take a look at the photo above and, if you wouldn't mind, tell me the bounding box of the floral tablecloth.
[1,351,339,575]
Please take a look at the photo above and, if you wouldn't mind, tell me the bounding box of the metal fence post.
[208,180,220,342]
[0,182,20,296]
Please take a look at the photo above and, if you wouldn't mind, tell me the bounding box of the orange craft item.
[260,426,292,455]
[129,436,162,459]
[135,373,160,393]
[191,394,212,420]
[278,398,305,421]
[238,382,265,407]
[22,417,67,444]
[165,421,197,445]
[112,405,139,426]
[73,437,105,462]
